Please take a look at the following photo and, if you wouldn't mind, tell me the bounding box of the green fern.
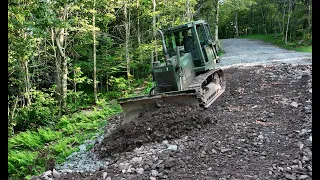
[8,101,123,180]
[50,137,76,154]
[8,162,15,174]
[57,116,71,128]
[76,114,90,122]
[38,128,62,142]
[9,130,42,150]
[61,123,77,135]
[8,150,38,175]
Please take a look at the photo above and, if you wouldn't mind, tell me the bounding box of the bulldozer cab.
[164,29,192,57]
[162,20,220,73]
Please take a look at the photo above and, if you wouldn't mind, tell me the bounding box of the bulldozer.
[119,20,226,123]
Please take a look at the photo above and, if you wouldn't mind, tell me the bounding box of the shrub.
[14,90,59,132]
[66,90,91,112]
[105,91,122,100]
[108,76,133,97]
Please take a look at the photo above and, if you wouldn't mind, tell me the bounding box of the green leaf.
[15,14,25,24]
[25,175,32,180]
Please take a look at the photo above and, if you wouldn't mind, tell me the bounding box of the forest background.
[8,0,312,179]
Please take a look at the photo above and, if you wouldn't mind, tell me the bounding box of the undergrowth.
[8,100,121,180]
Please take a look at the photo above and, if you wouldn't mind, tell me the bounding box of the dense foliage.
[8,0,311,179]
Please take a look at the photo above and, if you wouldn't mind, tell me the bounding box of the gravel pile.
[53,115,123,173]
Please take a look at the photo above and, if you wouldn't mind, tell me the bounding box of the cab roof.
[162,20,207,34]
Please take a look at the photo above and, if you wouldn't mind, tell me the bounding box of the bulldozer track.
[188,68,225,108]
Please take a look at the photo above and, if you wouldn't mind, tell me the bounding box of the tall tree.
[93,0,98,103]
[124,0,131,86]
[214,0,220,41]
[285,0,293,44]
[56,4,69,109]
[152,0,156,65]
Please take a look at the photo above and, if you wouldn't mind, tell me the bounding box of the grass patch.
[241,34,312,53]
[295,46,312,53]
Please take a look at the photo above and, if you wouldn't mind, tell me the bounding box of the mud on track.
[35,63,312,180]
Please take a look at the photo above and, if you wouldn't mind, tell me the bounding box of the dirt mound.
[95,104,216,157]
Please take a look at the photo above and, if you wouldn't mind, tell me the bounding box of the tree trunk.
[54,56,62,103]
[151,0,156,67]
[285,0,292,44]
[56,28,68,109]
[124,1,130,87]
[235,11,239,37]
[55,29,67,109]
[93,0,98,104]
[214,0,222,51]
[53,4,69,110]
[186,0,191,22]
[307,0,312,39]
[51,28,62,105]
[61,54,68,109]
[137,0,142,63]
[282,3,286,36]
[276,2,281,35]
[250,5,253,35]
[62,5,69,109]
[22,32,31,106]
[23,59,31,106]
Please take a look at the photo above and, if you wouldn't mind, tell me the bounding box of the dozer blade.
[119,90,199,124]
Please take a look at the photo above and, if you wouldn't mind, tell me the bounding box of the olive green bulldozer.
[119,20,226,123]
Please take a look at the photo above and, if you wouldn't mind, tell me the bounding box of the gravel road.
[32,38,312,180]
[216,38,311,68]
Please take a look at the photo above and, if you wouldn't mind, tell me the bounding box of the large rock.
[52,169,60,178]
[167,145,178,151]
[284,174,296,180]
[136,168,144,174]
[290,101,299,108]
[151,170,159,177]
[79,144,87,152]
[130,157,143,164]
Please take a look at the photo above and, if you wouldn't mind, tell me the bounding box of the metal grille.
[154,70,178,91]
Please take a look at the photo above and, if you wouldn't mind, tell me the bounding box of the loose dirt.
[95,104,214,157]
